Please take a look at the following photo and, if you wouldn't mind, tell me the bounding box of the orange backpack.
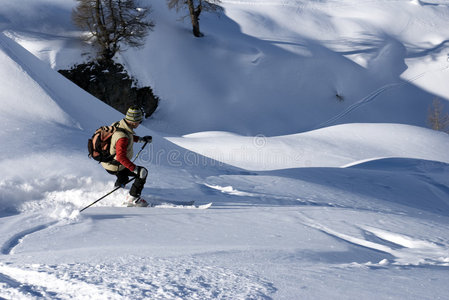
[88,122,126,163]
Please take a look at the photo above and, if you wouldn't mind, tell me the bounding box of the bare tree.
[167,0,222,37]
[428,98,449,133]
[73,0,155,61]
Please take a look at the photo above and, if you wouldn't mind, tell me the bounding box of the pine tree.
[73,0,155,61]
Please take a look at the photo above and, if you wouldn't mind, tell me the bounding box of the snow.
[1,0,449,299]
[168,123,449,170]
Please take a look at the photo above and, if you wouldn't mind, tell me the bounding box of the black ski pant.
[107,168,147,198]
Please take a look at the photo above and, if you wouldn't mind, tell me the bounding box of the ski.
[124,197,212,209]
[195,202,213,209]
[148,199,195,206]
[149,201,212,209]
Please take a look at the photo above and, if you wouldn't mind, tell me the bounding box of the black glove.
[139,136,152,143]
[133,166,148,179]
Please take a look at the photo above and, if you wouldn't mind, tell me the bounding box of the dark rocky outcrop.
[59,61,159,117]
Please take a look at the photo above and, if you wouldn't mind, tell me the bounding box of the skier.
[101,106,152,207]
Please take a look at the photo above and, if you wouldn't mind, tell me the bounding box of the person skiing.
[101,106,152,207]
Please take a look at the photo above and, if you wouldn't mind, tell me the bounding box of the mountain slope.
[121,0,449,135]
[4,0,449,135]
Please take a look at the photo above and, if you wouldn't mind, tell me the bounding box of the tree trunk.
[187,0,203,37]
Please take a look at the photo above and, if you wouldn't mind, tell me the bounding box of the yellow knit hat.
[125,106,143,123]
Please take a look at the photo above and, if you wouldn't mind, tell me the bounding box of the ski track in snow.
[0,213,66,257]
[0,222,57,255]
[203,183,336,208]
[314,64,449,130]
[314,82,401,130]
[0,258,276,300]
[0,264,120,300]
[297,212,449,267]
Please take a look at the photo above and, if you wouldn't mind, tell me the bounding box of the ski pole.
[79,177,136,212]
[80,141,149,212]
[133,141,149,162]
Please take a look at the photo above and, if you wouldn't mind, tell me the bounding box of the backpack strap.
[112,121,131,137]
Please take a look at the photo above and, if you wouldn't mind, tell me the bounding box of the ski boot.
[125,194,149,207]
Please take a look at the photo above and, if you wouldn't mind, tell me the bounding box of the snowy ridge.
[169,124,449,170]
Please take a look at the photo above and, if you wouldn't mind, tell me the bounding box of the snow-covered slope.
[4,0,449,135]
[122,0,449,135]
[168,123,449,170]
[1,0,449,299]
